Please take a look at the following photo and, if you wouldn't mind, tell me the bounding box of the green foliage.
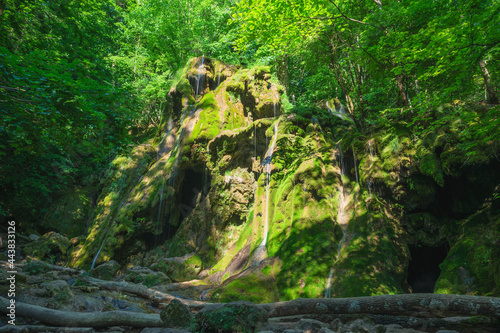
[0,0,134,225]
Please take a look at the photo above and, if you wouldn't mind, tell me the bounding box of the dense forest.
[1,0,500,331]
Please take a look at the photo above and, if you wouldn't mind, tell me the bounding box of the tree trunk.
[396,74,409,107]
[0,297,162,328]
[2,294,499,328]
[478,59,499,104]
[257,294,500,319]
[78,275,209,310]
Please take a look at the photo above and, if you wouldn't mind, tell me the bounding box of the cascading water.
[324,144,350,298]
[252,103,279,264]
[155,107,193,244]
[327,101,352,122]
[324,230,347,298]
[352,144,359,186]
[195,56,205,97]
[91,175,144,269]
[367,141,375,197]
[157,116,174,160]
[254,124,257,161]
[217,63,221,88]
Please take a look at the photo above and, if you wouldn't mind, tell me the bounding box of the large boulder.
[194,301,268,333]
[160,299,193,328]
[92,260,120,280]
[152,253,202,282]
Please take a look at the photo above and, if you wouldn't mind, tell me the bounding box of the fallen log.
[0,260,81,275]
[0,297,162,328]
[3,293,499,328]
[77,275,209,309]
[258,294,500,319]
[0,325,94,332]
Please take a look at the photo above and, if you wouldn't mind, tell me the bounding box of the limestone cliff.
[55,58,500,302]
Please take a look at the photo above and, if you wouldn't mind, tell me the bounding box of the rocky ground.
[0,251,497,333]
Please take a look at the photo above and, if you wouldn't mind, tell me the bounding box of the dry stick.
[0,297,162,328]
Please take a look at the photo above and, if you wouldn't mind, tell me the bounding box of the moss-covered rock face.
[91,260,120,280]
[24,232,71,263]
[194,301,268,333]
[435,193,500,295]
[152,253,203,282]
[160,299,193,328]
[69,57,500,301]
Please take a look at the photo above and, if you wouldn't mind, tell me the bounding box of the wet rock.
[384,325,426,333]
[23,260,52,275]
[297,318,328,333]
[152,253,202,282]
[339,318,384,333]
[92,260,120,280]
[318,328,336,333]
[330,318,344,331]
[124,266,171,287]
[160,299,193,328]
[29,234,40,241]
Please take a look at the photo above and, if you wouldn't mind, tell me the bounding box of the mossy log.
[78,275,209,309]
[0,296,162,328]
[258,294,500,319]
[2,293,499,328]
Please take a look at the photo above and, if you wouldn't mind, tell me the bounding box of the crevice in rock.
[407,244,449,293]
[178,168,211,224]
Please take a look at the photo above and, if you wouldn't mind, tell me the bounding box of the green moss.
[160,299,193,328]
[213,271,279,304]
[419,152,444,187]
[153,254,203,282]
[195,302,268,333]
[190,92,221,142]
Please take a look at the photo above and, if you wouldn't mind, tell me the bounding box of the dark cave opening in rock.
[407,244,448,293]
[179,168,211,223]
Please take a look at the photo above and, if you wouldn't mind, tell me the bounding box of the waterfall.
[326,101,352,123]
[325,144,349,297]
[352,145,359,186]
[262,117,278,247]
[195,55,205,97]
[254,124,257,161]
[367,141,375,197]
[91,175,144,269]
[156,108,192,244]
[252,104,279,265]
[324,229,347,298]
[157,116,174,160]
[291,179,295,226]
[217,63,221,88]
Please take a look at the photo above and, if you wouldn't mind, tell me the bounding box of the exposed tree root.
[0,297,162,328]
[77,275,210,309]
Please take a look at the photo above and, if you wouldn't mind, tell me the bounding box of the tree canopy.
[1,0,499,225]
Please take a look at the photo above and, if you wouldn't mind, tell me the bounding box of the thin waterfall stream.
[195,56,205,97]
[252,103,279,264]
[91,175,144,269]
[325,144,350,297]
